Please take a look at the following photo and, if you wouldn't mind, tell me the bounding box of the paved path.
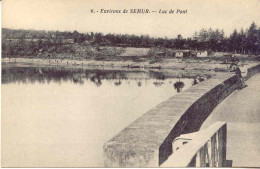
[201,74,260,167]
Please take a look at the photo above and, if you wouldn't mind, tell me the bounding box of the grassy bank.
[2,55,259,73]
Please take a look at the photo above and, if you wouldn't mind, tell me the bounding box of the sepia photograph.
[1,0,260,167]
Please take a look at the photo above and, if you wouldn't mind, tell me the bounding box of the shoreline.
[2,57,246,79]
[3,57,255,71]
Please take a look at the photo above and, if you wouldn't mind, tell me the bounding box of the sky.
[2,0,260,38]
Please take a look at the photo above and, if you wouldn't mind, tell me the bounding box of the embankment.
[3,57,256,73]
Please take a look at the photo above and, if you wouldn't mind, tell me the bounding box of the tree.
[193,31,199,40]
[175,34,185,49]
[246,22,258,54]
[198,29,208,42]
[220,29,225,40]
[238,29,247,54]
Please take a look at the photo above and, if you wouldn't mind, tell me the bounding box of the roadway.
[201,74,260,167]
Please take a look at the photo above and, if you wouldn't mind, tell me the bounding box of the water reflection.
[153,82,164,87]
[173,78,185,93]
[2,66,190,87]
[137,81,142,87]
[114,79,121,86]
[90,73,102,87]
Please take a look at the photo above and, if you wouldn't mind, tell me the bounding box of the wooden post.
[220,124,227,167]
[195,151,201,167]
[216,131,220,167]
[211,134,216,167]
[223,125,227,166]
[217,129,223,167]
[205,142,210,167]
[200,144,207,167]
[217,125,227,167]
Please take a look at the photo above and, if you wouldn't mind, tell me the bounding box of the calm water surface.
[2,66,193,167]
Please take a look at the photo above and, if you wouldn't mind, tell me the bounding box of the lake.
[2,65,193,167]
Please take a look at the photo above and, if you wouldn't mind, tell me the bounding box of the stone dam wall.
[103,63,260,167]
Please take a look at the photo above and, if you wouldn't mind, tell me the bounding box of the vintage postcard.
[1,0,260,167]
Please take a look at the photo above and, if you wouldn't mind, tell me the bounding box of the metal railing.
[161,122,227,167]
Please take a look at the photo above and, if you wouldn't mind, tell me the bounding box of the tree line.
[2,21,260,57]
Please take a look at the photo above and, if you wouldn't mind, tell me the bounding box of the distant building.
[175,50,190,57]
[196,51,208,57]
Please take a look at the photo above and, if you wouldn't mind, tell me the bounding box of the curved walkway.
[201,74,260,167]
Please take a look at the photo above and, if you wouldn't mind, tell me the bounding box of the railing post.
[218,129,223,167]
[216,132,219,167]
[211,134,216,167]
[196,144,207,167]
[200,144,207,167]
[219,124,227,167]
[195,151,200,167]
[205,142,210,167]
[223,124,227,166]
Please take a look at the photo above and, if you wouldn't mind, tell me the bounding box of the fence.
[161,122,227,167]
